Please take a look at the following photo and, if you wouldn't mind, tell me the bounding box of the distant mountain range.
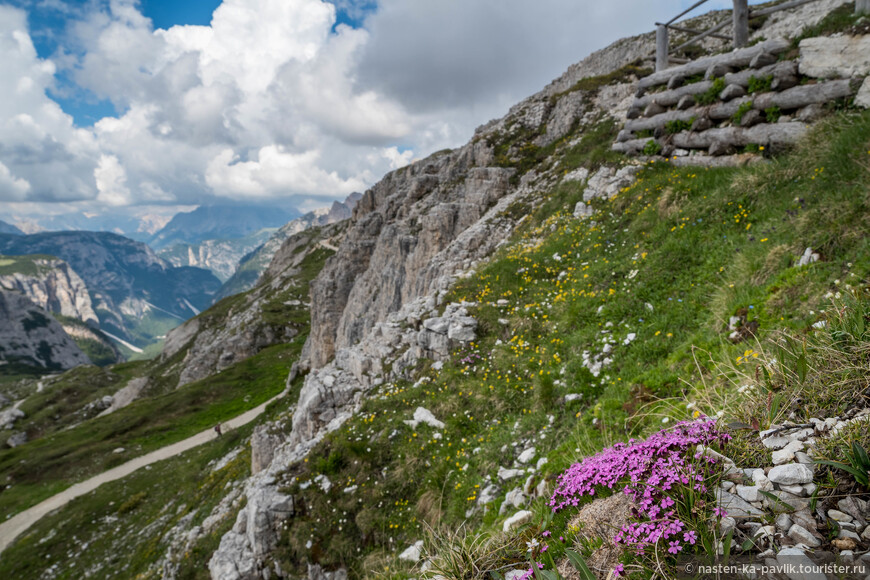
[0,232,221,351]
[217,193,361,299]
[0,221,23,236]
[157,228,278,282]
[148,205,300,250]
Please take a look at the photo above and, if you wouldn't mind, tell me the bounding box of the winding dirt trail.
[0,391,284,556]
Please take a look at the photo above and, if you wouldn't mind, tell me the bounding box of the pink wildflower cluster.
[550,420,730,556]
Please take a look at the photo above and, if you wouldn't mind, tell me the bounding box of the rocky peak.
[0,290,90,370]
[0,255,98,325]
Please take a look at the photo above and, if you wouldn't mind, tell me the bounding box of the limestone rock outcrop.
[162,226,340,387]
[0,256,98,325]
[0,290,90,369]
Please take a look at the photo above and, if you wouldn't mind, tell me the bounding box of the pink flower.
[548,420,729,557]
[613,564,625,578]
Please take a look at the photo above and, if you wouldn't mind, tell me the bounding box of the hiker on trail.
[215,424,222,437]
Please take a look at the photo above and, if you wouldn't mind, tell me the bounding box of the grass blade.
[565,549,597,580]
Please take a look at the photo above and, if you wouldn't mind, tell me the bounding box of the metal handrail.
[654,0,838,72]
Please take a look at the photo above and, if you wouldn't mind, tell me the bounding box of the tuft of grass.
[732,101,754,124]
[748,75,773,95]
[696,77,726,106]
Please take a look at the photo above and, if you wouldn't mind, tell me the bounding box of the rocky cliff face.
[0,256,98,325]
[0,290,90,370]
[216,193,362,300]
[161,225,342,387]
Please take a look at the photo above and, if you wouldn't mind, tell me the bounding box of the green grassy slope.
[0,232,334,521]
[264,111,869,577]
[0,423,256,580]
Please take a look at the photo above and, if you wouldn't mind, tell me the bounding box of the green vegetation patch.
[0,423,253,580]
[264,112,870,578]
[0,341,299,517]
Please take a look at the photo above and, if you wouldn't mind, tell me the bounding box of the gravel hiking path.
[0,391,285,556]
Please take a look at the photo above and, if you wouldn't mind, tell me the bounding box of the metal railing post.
[656,24,670,72]
[733,0,749,48]
[858,0,870,14]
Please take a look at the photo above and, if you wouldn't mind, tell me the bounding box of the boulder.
[398,541,424,563]
[788,524,821,548]
[503,510,533,532]
[799,35,870,79]
[768,464,814,485]
[403,407,445,430]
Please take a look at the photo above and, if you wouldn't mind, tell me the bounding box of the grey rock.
[163,225,339,387]
[739,109,764,128]
[768,463,814,485]
[0,256,98,325]
[478,484,500,506]
[828,509,853,523]
[796,248,820,267]
[691,117,713,132]
[251,425,283,475]
[308,564,348,580]
[5,432,26,448]
[856,77,870,109]
[645,102,667,117]
[582,166,641,202]
[838,529,861,542]
[794,451,816,470]
[404,407,445,430]
[398,541,424,563]
[780,484,806,496]
[799,36,870,79]
[709,138,736,157]
[706,63,735,79]
[736,484,762,503]
[517,447,536,464]
[503,510,533,532]
[307,150,517,369]
[796,103,826,123]
[0,407,24,430]
[498,467,524,481]
[838,496,868,527]
[753,471,774,492]
[573,201,596,219]
[209,487,294,579]
[776,513,794,532]
[523,474,536,495]
[788,524,822,547]
[750,52,778,69]
[0,291,91,370]
[716,489,765,518]
[499,488,526,515]
[677,95,695,110]
[767,490,811,513]
[721,84,747,101]
[776,547,826,580]
[762,434,792,450]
